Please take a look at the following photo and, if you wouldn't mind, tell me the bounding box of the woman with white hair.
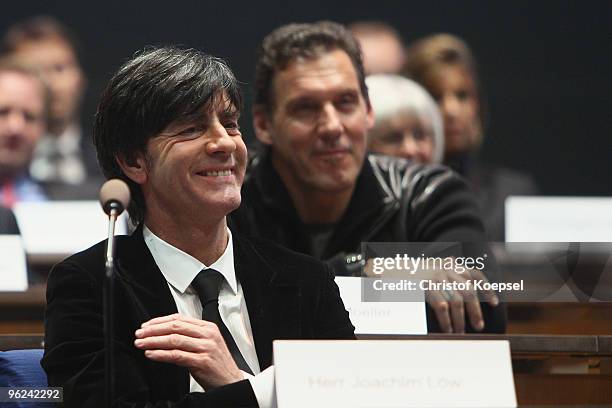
[366,74,444,163]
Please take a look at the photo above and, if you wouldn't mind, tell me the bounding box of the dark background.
[2,0,610,195]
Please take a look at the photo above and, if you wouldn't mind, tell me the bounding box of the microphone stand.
[104,202,121,408]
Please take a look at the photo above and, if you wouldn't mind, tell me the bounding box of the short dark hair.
[0,15,81,60]
[93,46,242,225]
[254,21,368,113]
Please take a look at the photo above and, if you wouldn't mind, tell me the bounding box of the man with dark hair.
[42,46,354,407]
[232,21,505,334]
[1,16,101,196]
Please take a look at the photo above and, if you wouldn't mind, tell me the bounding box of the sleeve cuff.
[247,365,276,408]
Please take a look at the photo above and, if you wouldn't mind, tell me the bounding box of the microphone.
[99,178,130,216]
[99,179,130,408]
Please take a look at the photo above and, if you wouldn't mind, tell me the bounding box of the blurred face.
[369,110,435,163]
[356,32,405,75]
[426,66,480,156]
[254,49,374,195]
[135,95,247,223]
[11,38,85,127]
[0,71,46,177]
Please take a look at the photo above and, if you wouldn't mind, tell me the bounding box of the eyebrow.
[286,88,360,104]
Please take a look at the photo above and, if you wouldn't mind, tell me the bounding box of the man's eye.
[224,122,241,133]
[24,113,39,123]
[176,127,200,136]
[336,95,357,108]
[292,102,318,114]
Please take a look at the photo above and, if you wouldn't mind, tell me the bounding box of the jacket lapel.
[114,225,190,396]
[233,234,301,369]
[115,225,179,321]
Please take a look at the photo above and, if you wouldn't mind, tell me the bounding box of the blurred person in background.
[0,59,49,208]
[404,33,538,240]
[366,74,444,163]
[234,21,505,334]
[1,16,102,198]
[349,21,405,75]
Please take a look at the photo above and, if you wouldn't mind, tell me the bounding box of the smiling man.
[231,21,505,334]
[42,47,354,407]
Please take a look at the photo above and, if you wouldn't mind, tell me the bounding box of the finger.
[141,313,185,327]
[141,313,212,328]
[136,319,218,339]
[143,349,196,367]
[134,333,215,353]
[144,349,240,385]
[445,273,478,302]
[451,284,484,332]
[465,296,485,331]
[427,290,452,333]
[469,270,499,306]
[448,292,465,334]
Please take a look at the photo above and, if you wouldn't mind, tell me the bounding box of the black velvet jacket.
[231,152,506,333]
[42,226,355,407]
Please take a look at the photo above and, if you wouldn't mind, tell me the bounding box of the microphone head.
[99,179,131,215]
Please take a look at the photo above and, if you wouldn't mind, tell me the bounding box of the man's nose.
[205,123,237,156]
[317,103,343,139]
[5,111,27,134]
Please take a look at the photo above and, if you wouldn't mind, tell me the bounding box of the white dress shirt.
[143,225,275,407]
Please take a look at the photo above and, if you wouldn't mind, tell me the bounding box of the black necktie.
[191,269,253,375]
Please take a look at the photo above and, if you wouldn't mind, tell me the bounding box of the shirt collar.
[143,225,238,295]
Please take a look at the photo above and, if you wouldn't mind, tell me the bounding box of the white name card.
[335,277,427,335]
[0,235,28,291]
[506,196,612,242]
[14,201,128,259]
[274,340,516,408]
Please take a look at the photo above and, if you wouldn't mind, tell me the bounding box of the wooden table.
[507,302,612,335]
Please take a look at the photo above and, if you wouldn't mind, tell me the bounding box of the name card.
[0,235,28,291]
[274,340,516,408]
[335,277,426,335]
[506,196,612,242]
[14,201,128,260]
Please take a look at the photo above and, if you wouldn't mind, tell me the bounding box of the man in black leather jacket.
[231,21,505,334]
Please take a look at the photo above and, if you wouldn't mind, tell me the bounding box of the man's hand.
[134,313,243,389]
[426,269,499,333]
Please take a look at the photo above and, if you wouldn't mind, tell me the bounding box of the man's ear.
[115,152,148,185]
[252,105,274,145]
[365,100,376,130]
